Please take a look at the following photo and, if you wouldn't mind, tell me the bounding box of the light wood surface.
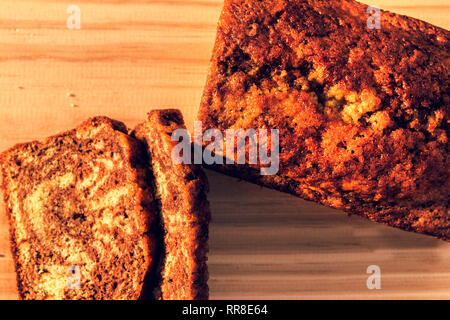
[0,0,449,300]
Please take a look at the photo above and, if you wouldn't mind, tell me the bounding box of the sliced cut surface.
[133,109,210,300]
[0,117,157,299]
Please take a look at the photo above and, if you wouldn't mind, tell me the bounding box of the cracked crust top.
[199,0,449,239]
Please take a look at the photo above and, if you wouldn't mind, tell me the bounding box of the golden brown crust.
[0,167,23,298]
[0,116,157,299]
[199,0,449,240]
[133,109,210,300]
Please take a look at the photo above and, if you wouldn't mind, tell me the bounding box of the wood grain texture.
[207,171,450,299]
[0,0,449,299]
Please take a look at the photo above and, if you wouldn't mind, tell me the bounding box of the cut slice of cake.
[198,0,449,239]
[133,109,210,300]
[0,117,158,299]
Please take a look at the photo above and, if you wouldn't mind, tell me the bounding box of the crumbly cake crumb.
[134,109,211,300]
[0,117,157,299]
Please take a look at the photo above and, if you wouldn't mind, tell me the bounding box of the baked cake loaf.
[133,109,210,300]
[199,0,449,239]
[0,117,157,299]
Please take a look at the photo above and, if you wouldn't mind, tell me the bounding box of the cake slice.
[0,117,157,299]
[199,0,449,239]
[133,109,210,300]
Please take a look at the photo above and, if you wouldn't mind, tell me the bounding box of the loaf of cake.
[133,109,210,300]
[198,0,449,239]
[0,117,157,299]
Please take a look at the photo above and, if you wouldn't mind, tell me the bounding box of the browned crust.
[0,116,157,299]
[133,109,211,300]
[0,166,23,298]
[198,0,449,240]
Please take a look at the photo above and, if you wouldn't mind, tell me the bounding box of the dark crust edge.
[133,109,211,300]
[0,116,156,300]
[122,124,158,300]
[0,166,23,299]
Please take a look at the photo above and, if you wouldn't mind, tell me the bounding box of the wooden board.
[0,0,449,300]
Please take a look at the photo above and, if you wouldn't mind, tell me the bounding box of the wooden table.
[0,0,449,299]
